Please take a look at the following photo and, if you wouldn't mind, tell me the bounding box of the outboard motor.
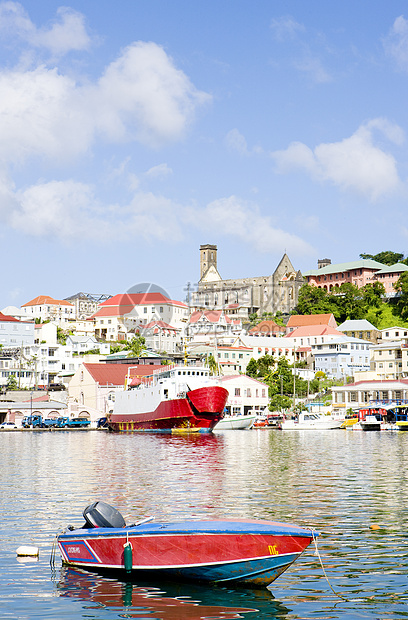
[83,501,126,528]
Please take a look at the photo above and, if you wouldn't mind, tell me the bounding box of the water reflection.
[2,430,408,618]
[57,567,291,619]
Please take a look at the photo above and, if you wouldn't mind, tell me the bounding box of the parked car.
[48,383,66,391]
[0,422,18,429]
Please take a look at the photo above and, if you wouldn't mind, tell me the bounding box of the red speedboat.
[57,502,316,589]
[108,365,228,433]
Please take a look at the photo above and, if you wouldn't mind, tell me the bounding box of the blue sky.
[1,1,408,310]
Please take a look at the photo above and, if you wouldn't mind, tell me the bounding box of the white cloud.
[0,42,211,166]
[0,66,92,164]
[95,42,211,147]
[11,180,99,239]
[145,163,173,179]
[225,129,249,155]
[0,174,314,258]
[294,55,332,84]
[383,15,408,71]
[270,16,305,41]
[187,196,314,256]
[272,119,403,200]
[0,2,93,55]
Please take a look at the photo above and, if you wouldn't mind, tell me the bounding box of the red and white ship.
[108,365,228,433]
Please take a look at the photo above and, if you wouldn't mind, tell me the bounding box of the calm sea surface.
[1,428,408,619]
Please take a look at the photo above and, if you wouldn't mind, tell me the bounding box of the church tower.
[200,244,217,280]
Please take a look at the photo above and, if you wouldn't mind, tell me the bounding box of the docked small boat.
[108,365,228,433]
[352,406,390,431]
[57,501,316,589]
[280,412,342,430]
[214,413,256,430]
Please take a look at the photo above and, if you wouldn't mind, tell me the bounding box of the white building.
[92,292,188,342]
[369,340,407,380]
[66,335,100,354]
[312,337,371,379]
[140,321,182,353]
[0,311,35,347]
[219,375,269,416]
[186,310,242,345]
[21,295,75,326]
[379,326,408,341]
[332,378,408,414]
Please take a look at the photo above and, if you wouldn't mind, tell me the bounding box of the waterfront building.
[332,378,408,414]
[219,375,269,416]
[192,244,304,319]
[68,362,163,421]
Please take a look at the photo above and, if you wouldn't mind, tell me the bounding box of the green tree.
[394,271,408,319]
[124,336,146,356]
[207,353,219,376]
[6,374,18,390]
[57,327,67,345]
[360,251,404,265]
[269,394,292,412]
[295,283,333,315]
[331,282,364,322]
[361,281,385,311]
[245,358,258,378]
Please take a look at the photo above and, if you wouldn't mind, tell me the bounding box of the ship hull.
[108,385,228,433]
[58,519,315,588]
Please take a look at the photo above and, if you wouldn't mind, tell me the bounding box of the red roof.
[100,293,187,308]
[91,306,134,318]
[83,363,163,386]
[0,312,21,323]
[189,310,233,324]
[285,325,341,338]
[144,320,179,331]
[287,314,336,328]
[22,295,74,307]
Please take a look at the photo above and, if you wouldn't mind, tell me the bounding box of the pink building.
[373,263,408,298]
[303,259,385,291]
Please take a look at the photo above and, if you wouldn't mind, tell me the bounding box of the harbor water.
[1,428,408,619]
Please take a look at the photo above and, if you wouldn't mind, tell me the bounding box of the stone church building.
[191,244,304,319]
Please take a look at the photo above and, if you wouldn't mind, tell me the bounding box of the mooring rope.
[311,529,349,602]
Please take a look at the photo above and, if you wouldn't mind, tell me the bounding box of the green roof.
[374,262,408,274]
[303,259,385,277]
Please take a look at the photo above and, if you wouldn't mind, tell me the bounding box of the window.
[144,307,147,313]
[234,388,240,396]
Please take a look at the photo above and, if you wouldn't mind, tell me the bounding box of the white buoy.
[16,545,39,557]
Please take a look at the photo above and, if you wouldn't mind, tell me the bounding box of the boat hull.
[214,414,256,430]
[108,386,228,433]
[281,420,342,430]
[57,519,314,588]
